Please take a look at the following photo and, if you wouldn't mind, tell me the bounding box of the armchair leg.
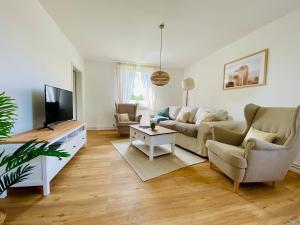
[233,181,239,193]
[209,161,213,169]
[272,181,276,188]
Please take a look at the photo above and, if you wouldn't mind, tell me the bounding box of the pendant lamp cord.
[160,25,162,72]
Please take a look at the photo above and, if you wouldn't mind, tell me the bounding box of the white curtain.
[140,66,156,111]
[116,63,136,103]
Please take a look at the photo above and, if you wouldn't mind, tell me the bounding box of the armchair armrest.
[244,138,288,159]
[114,114,121,125]
[211,126,244,146]
[135,115,142,122]
[242,138,291,182]
[245,138,287,151]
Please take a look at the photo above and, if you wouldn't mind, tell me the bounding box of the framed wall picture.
[223,49,268,90]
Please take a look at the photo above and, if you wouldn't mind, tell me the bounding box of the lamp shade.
[151,71,170,86]
[182,78,195,90]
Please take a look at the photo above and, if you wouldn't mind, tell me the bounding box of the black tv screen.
[45,85,73,126]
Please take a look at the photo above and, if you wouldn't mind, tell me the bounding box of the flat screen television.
[43,85,73,129]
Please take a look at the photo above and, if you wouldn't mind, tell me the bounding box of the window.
[129,72,147,107]
[117,64,155,109]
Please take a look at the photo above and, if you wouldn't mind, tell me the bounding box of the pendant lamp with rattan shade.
[151,24,170,86]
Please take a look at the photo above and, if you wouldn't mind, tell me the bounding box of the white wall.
[84,60,184,129]
[84,60,118,129]
[184,9,300,121]
[0,0,84,133]
[155,68,184,109]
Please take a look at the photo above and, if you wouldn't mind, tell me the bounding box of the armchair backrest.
[115,103,137,121]
[244,104,300,146]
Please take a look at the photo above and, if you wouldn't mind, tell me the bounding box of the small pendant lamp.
[151,24,170,86]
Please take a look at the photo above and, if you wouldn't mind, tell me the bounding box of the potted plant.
[150,121,156,131]
[0,92,70,225]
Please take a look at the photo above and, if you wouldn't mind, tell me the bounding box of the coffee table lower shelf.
[131,140,172,158]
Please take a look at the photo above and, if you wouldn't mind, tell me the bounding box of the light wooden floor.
[1,130,300,225]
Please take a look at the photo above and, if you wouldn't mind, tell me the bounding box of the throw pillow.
[176,111,190,123]
[213,109,229,121]
[118,113,130,122]
[193,107,205,123]
[177,106,198,123]
[194,108,229,123]
[241,127,277,148]
[169,106,181,120]
[156,107,169,118]
[195,111,217,124]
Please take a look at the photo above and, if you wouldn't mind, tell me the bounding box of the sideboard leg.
[0,190,7,198]
[43,182,50,196]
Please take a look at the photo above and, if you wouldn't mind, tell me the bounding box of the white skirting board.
[291,153,300,174]
[290,163,300,174]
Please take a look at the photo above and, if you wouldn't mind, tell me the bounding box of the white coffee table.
[129,125,177,160]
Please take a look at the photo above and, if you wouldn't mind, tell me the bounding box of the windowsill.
[137,106,150,110]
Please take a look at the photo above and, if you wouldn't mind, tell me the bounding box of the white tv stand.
[0,121,87,198]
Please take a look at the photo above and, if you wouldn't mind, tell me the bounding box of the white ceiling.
[40,0,300,68]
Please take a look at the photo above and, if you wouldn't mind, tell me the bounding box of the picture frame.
[223,49,268,90]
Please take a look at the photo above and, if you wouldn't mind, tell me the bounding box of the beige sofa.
[206,104,300,193]
[158,106,241,157]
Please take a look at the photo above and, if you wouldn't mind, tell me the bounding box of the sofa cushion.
[206,140,247,169]
[159,120,177,130]
[174,122,198,137]
[160,120,198,138]
[169,106,181,120]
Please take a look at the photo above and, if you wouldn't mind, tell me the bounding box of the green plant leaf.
[0,164,34,195]
[0,139,70,172]
[0,91,17,138]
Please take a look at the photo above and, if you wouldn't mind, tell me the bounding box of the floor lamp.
[182,78,195,106]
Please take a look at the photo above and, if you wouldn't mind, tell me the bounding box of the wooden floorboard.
[1,130,300,225]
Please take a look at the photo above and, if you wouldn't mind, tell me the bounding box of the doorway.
[72,66,83,120]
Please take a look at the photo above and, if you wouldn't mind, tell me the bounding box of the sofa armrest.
[203,120,244,131]
[195,120,243,152]
[135,115,142,122]
[211,126,244,146]
[197,120,243,143]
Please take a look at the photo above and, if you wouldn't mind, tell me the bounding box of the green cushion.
[156,107,169,118]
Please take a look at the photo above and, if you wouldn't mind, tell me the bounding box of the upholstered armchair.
[115,103,142,136]
[206,103,300,193]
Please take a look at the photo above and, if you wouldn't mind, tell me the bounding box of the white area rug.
[285,216,300,225]
[111,139,206,181]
